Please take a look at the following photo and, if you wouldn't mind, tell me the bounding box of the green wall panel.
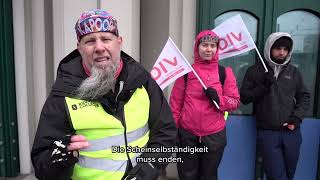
[0,0,19,177]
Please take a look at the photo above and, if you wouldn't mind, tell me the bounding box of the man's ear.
[117,36,123,47]
[77,42,82,55]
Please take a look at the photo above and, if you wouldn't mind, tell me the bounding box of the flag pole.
[168,37,220,109]
[253,44,268,72]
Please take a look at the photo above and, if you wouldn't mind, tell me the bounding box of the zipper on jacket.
[116,81,124,102]
[116,81,133,170]
[118,101,133,170]
[274,64,288,81]
[199,90,205,141]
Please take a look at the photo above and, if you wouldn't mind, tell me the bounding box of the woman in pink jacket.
[170,30,240,180]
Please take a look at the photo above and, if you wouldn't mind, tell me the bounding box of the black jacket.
[241,32,310,130]
[31,49,177,179]
[240,62,310,130]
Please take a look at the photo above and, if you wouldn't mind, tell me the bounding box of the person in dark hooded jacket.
[31,9,176,180]
[170,30,240,180]
[240,32,310,180]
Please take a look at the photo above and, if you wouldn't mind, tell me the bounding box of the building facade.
[0,0,319,179]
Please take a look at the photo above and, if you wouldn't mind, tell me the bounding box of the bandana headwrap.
[75,9,119,41]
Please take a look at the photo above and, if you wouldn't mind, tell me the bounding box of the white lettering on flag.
[213,15,255,60]
[150,38,192,90]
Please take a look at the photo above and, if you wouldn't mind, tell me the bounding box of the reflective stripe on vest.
[224,111,228,120]
[77,152,141,172]
[82,123,149,152]
[65,86,150,180]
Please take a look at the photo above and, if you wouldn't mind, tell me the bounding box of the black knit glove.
[264,70,276,87]
[50,135,78,167]
[124,163,159,180]
[204,87,220,105]
[124,175,139,180]
[252,70,275,100]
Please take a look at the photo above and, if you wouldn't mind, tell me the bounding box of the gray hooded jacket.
[264,32,293,78]
[240,32,310,130]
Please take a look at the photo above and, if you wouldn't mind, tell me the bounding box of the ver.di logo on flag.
[150,38,192,90]
[213,15,255,60]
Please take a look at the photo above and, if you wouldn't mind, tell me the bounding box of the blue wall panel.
[218,116,320,180]
[294,118,320,180]
[219,116,256,180]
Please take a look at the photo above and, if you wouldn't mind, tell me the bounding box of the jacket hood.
[52,49,149,97]
[194,30,220,64]
[52,49,86,96]
[264,32,293,67]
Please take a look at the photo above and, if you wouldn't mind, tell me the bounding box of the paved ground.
[1,174,177,180]
[0,174,36,180]
[1,162,179,180]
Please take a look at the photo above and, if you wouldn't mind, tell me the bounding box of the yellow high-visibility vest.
[224,111,229,120]
[65,87,150,180]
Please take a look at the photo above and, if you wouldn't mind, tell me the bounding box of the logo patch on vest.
[78,101,100,109]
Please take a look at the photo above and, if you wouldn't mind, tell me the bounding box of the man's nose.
[95,40,105,53]
[279,49,286,55]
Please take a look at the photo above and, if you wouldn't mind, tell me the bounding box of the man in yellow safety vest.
[31,9,177,180]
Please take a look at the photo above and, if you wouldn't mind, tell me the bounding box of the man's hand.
[287,124,295,130]
[251,70,275,99]
[124,175,138,180]
[283,123,295,130]
[67,135,89,151]
[51,135,89,165]
[125,162,159,180]
[283,115,301,131]
[264,69,276,87]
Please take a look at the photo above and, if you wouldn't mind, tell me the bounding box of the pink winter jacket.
[169,30,240,137]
